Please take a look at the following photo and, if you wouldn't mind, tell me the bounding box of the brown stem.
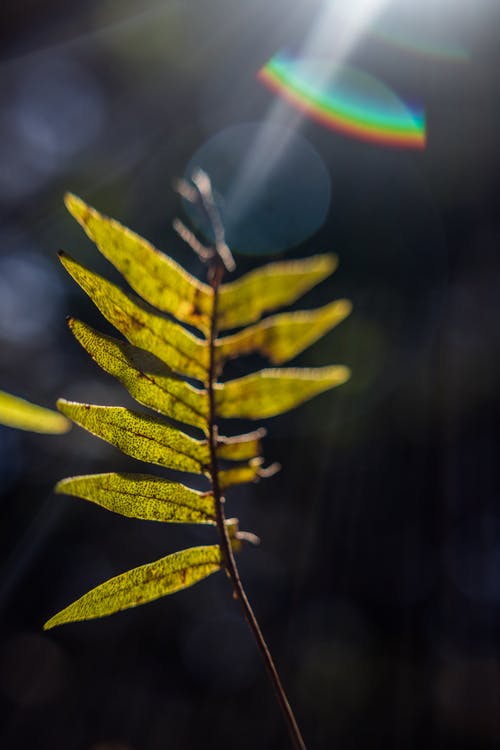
[206,256,307,750]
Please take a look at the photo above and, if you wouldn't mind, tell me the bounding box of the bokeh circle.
[183,121,331,256]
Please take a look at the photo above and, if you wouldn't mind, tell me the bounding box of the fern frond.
[45,187,353,750]
[48,192,350,636]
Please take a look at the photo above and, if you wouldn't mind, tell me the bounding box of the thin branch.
[192,170,306,750]
[172,218,214,262]
[173,177,199,204]
[191,169,236,272]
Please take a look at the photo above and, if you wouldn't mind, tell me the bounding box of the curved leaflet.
[44,545,222,629]
[215,366,351,420]
[56,473,216,524]
[216,299,352,365]
[57,400,210,474]
[217,254,337,331]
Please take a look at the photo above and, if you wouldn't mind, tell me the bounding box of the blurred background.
[1,0,500,747]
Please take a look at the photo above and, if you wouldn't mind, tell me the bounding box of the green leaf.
[68,318,209,433]
[58,400,210,474]
[56,472,216,524]
[44,544,222,629]
[65,193,213,333]
[215,366,351,419]
[217,254,337,331]
[0,390,70,434]
[215,299,352,365]
[217,428,266,462]
[59,252,209,381]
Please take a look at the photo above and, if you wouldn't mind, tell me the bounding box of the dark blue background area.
[1,1,500,748]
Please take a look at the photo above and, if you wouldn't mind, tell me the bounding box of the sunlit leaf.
[56,472,215,524]
[59,252,209,381]
[219,460,264,490]
[58,400,210,474]
[217,428,266,462]
[65,193,213,333]
[216,299,352,365]
[0,390,70,434]
[215,366,351,419]
[44,544,222,629]
[217,254,337,331]
[68,318,209,432]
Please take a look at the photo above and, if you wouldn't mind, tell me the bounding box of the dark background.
[1,1,500,748]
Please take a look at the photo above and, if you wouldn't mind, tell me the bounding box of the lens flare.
[371,26,468,62]
[258,53,426,150]
[183,122,331,256]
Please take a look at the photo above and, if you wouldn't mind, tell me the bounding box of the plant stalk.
[206,256,307,750]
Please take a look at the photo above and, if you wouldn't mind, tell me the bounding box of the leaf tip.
[320,253,338,276]
[54,477,68,495]
[338,364,351,382]
[339,298,353,318]
[64,192,85,216]
[58,416,73,434]
[66,317,83,337]
[43,614,59,631]
[57,250,72,271]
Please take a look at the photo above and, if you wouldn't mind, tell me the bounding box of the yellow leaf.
[217,428,266,462]
[0,390,70,434]
[44,544,222,629]
[58,400,210,474]
[215,299,352,365]
[56,472,216,524]
[68,318,209,433]
[59,252,209,382]
[217,254,337,331]
[215,366,351,419]
[219,460,263,490]
[65,193,213,333]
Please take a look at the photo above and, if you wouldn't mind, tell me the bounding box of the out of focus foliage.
[0,390,69,434]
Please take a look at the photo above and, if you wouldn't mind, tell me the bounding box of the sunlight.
[226,0,391,227]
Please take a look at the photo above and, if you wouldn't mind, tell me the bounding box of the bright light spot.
[184,122,330,255]
[228,0,391,227]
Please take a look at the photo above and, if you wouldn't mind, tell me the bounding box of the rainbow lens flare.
[370,23,468,62]
[258,54,426,150]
